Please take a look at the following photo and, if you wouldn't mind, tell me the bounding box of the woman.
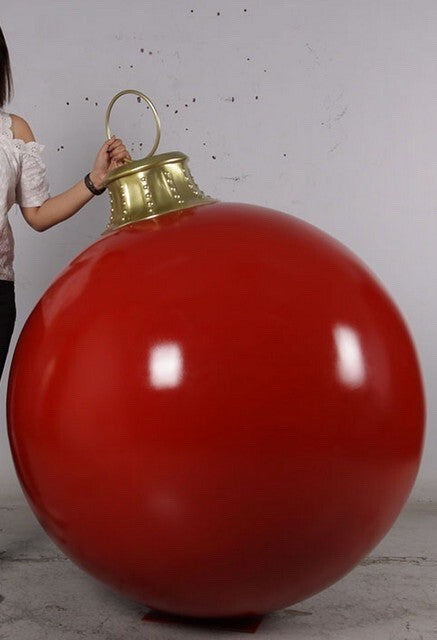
[0,26,130,379]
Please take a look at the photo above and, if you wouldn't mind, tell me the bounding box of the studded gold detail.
[103,151,216,233]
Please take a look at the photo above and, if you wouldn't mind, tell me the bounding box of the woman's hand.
[90,137,131,189]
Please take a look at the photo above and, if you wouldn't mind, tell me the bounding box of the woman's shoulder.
[9,114,35,144]
[0,111,45,161]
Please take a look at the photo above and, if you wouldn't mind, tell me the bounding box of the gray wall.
[1,0,435,497]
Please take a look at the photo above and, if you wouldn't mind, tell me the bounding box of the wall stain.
[334,106,348,121]
[0,550,66,563]
[361,556,429,566]
[221,175,250,182]
[305,42,320,66]
[322,92,348,129]
[280,609,312,618]
[329,142,341,154]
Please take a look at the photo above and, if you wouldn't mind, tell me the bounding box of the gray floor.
[0,495,436,640]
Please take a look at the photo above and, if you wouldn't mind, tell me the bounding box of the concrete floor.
[0,495,436,640]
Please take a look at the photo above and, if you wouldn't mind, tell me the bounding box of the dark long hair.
[0,27,13,108]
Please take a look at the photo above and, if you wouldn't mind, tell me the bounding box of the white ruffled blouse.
[0,109,50,281]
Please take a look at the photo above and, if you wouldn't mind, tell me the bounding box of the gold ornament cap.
[102,90,216,234]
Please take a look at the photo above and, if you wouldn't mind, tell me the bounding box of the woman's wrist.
[89,170,105,190]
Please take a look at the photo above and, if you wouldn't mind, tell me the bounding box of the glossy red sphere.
[7,203,424,617]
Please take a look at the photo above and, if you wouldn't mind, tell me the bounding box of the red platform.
[142,609,265,633]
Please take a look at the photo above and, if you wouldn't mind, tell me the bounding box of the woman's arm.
[12,115,129,232]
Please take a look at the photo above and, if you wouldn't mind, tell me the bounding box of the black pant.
[0,280,16,381]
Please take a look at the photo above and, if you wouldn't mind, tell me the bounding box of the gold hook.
[105,89,161,160]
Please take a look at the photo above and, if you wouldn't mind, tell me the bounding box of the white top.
[0,109,50,281]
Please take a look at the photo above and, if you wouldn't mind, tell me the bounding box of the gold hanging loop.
[105,89,161,159]
[102,88,216,234]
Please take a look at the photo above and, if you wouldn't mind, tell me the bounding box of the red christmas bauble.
[7,202,424,617]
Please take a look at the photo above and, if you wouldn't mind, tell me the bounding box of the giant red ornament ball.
[6,92,425,619]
